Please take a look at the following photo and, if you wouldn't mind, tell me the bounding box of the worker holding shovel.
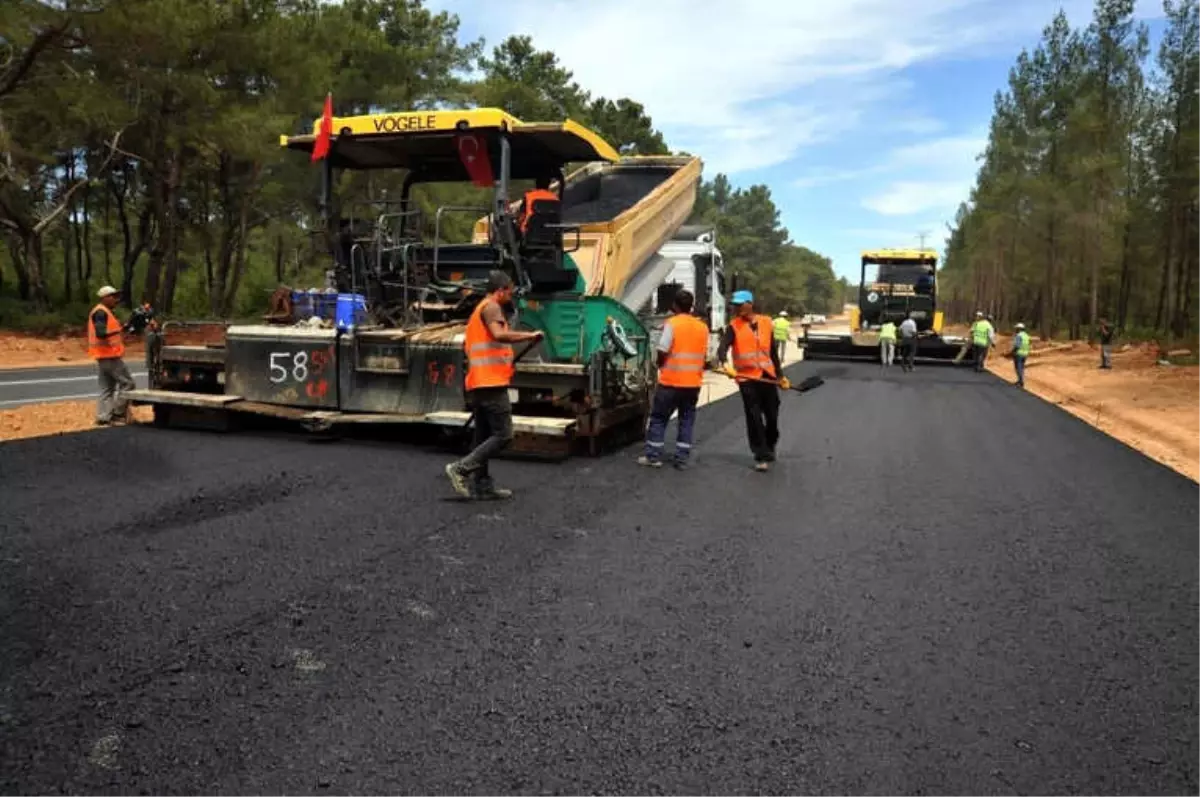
[716,290,789,472]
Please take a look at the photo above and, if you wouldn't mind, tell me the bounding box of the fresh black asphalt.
[0,365,149,408]
[1,361,1196,795]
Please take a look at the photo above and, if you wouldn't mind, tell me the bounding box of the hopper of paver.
[474,155,702,303]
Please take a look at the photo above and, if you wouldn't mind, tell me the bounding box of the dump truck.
[127,107,702,458]
[800,248,965,363]
[629,224,727,359]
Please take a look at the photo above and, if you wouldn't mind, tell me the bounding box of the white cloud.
[861,180,975,216]
[432,0,1162,176]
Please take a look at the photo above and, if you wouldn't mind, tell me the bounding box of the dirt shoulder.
[1,400,154,442]
[987,338,1198,482]
[0,331,146,370]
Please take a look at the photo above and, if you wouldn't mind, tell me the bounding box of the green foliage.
[0,1,680,328]
[942,0,1198,342]
[690,176,839,315]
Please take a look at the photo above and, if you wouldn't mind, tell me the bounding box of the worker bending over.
[970,311,996,372]
[639,289,707,470]
[878,319,897,368]
[717,290,789,472]
[445,271,543,500]
[1011,322,1031,388]
[772,311,790,362]
[89,285,137,426]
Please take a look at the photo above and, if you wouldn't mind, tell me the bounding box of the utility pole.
[917,231,931,251]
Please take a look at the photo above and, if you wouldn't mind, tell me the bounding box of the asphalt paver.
[1,361,1196,795]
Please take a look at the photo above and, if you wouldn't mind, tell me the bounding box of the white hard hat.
[1015,322,1025,330]
[97,285,119,298]
[779,311,788,317]
[975,311,984,317]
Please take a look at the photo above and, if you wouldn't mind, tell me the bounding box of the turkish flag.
[456,133,493,188]
[311,93,333,163]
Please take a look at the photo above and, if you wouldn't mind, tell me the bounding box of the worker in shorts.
[717,290,789,472]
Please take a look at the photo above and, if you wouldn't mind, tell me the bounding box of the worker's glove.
[778,377,791,390]
[721,365,737,379]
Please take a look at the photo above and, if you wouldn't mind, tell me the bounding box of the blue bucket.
[335,293,367,330]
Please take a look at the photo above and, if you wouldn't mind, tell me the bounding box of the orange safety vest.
[730,314,775,381]
[87,304,125,360]
[463,298,514,391]
[520,188,559,233]
[658,313,709,389]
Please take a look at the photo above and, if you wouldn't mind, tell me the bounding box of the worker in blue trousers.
[1011,322,1031,387]
[639,289,709,470]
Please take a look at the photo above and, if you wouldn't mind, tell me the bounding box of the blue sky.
[430,0,1167,279]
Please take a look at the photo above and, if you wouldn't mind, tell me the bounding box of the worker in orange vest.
[716,290,790,471]
[638,289,708,470]
[445,271,543,500]
[88,285,137,426]
[519,175,559,236]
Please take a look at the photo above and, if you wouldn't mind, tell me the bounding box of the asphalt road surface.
[0,364,150,408]
[1,361,1196,795]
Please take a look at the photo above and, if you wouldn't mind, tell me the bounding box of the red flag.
[456,133,493,188]
[311,93,333,163]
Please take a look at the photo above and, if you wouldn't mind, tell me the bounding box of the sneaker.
[444,463,471,498]
[636,455,662,468]
[474,486,513,501]
[754,461,770,472]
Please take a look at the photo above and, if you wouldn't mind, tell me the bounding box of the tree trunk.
[1116,217,1132,329]
[80,182,94,289]
[274,232,284,284]
[102,174,113,284]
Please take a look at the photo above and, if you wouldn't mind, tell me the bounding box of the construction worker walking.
[1097,318,1116,369]
[639,289,707,470]
[445,271,543,500]
[1011,322,1031,387]
[898,313,918,372]
[89,285,136,426]
[878,319,897,367]
[772,311,791,362]
[717,290,789,472]
[970,311,995,372]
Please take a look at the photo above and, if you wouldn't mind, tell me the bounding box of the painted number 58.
[269,351,308,383]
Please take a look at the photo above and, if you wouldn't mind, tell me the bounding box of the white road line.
[0,372,146,387]
[0,392,104,407]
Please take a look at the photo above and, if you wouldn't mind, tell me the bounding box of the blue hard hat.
[732,290,754,305]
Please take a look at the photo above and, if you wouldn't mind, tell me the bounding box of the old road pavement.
[1,360,1196,795]
[0,364,149,408]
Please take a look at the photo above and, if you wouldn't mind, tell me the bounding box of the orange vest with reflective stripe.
[463,298,514,391]
[520,188,558,233]
[87,304,125,360]
[730,315,775,380]
[658,313,709,388]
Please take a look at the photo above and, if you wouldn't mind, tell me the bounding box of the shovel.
[714,368,826,394]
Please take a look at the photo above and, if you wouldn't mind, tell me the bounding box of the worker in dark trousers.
[445,271,542,500]
[717,290,789,472]
[970,311,995,372]
[639,289,708,470]
[1097,318,1116,369]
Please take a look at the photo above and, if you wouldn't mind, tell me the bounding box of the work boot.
[672,459,691,471]
[764,450,777,463]
[444,462,471,498]
[636,455,662,468]
[472,476,512,501]
[474,486,513,501]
